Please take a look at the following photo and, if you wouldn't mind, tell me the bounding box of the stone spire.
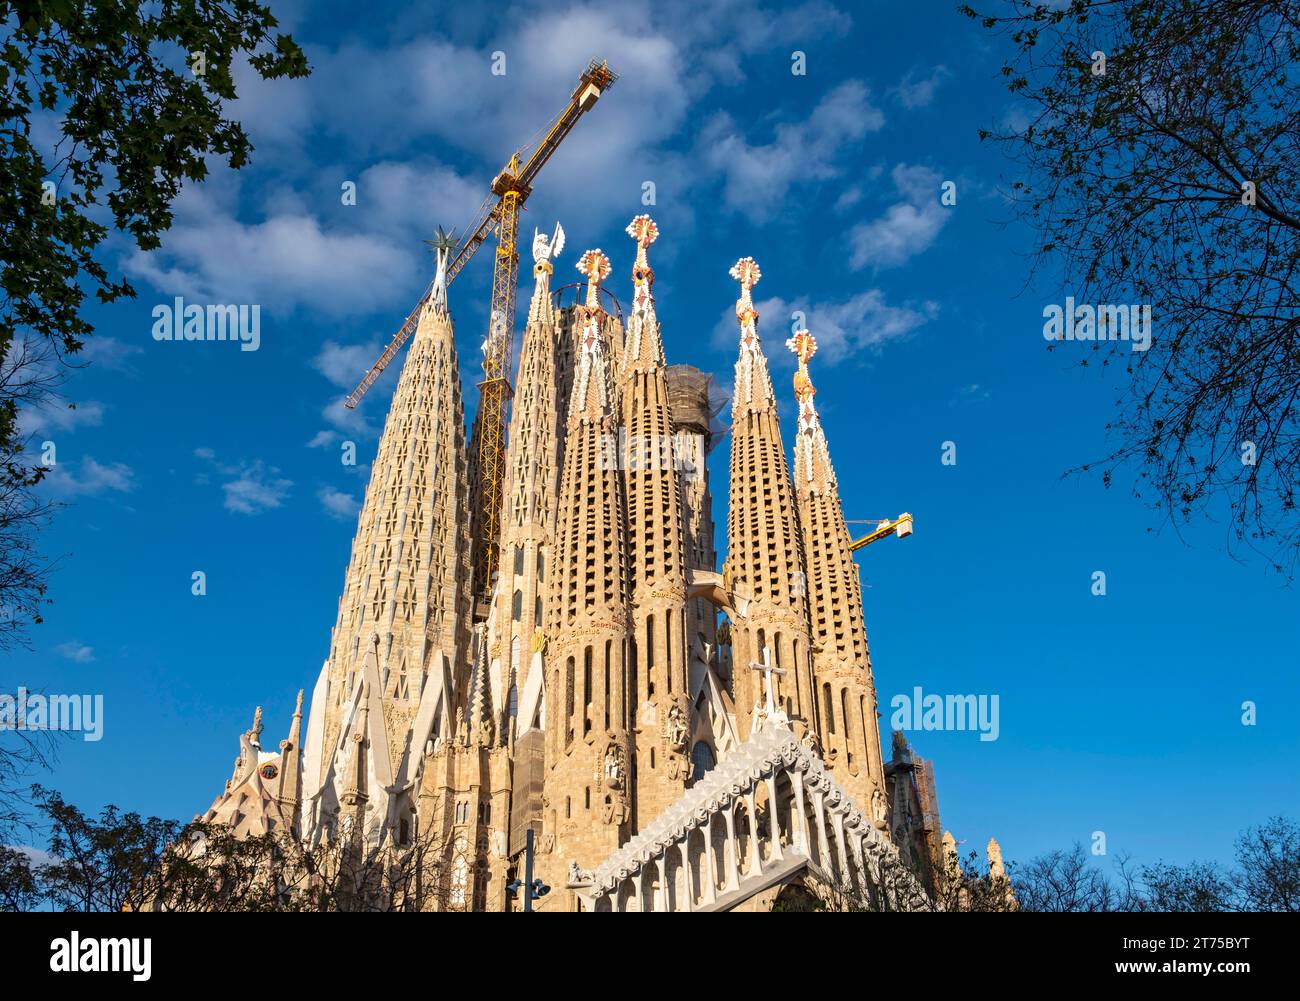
[621,215,666,372]
[723,259,817,740]
[986,837,1006,879]
[488,221,568,751]
[274,689,304,831]
[303,253,473,846]
[730,257,778,418]
[541,247,633,889]
[619,215,692,822]
[787,329,885,814]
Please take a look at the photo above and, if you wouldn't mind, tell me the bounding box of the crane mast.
[471,59,617,601]
[339,60,617,604]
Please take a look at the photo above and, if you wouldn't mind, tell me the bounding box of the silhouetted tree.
[962,0,1300,574]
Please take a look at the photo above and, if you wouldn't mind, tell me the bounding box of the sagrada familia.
[200,214,997,912]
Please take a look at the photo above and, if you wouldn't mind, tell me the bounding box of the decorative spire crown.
[626,214,658,293]
[731,257,762,329]
[425,226,456,314]
[786,328,819,428]
[576,248,611,310]
[729,257,776,416]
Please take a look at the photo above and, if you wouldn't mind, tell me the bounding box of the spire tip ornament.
[576,248,612,310]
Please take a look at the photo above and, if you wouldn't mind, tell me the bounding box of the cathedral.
[201,213,990,912]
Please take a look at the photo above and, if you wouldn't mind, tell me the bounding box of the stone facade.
[201,214,983,912]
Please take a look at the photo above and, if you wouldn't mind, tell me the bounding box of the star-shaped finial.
[625,214,659,248]
[786,329,817,366]
[577,249,612,309]
[730,257,762,291]
[423,225,457,257]
[576,248,612,284]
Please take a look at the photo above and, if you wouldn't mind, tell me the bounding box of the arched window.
[690,741,715,782]
[512,589,523,622]
[514,546,524,576]
[823,683,835,734]
[450,837,469,909]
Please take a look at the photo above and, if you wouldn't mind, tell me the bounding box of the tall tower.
[540,249,633,904]
[665,364,719,699]
[619,215,692,824]
[302,237,473,847]
[787,329,887,822]
[724,259,818,739]
[488,223,568,851]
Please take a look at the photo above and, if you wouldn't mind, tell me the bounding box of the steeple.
[541,247,633,887]
[723,258,818,741]
[787,328,885,815]
[303,240,473,847]
[621,214,666,372]
[568,250,615,424]
[527,222,564,326]
[730,257,778,418]
[487,220,568,754]
[619,215,691,822]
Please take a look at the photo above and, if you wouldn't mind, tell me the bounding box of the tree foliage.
[10,786,457,912]
[962,0,1300,574]
[0,0,308,646]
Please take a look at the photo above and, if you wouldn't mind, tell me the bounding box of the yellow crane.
[848,512,914,553]
[343,59,618,599]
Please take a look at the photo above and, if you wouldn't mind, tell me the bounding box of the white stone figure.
[532,221,566,267]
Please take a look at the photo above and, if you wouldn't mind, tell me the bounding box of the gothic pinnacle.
[529,221,565,325]
[577,248,611,311]
[569,249,614,426]
[730,256,777,417]
[625,214,665,371]
[787,327,834,491]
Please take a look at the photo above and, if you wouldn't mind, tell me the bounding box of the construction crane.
[342,58,618,599]
[848,512,914,553]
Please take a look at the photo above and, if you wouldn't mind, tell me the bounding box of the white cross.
[749,645,786,716]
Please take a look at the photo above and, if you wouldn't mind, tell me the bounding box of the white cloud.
[55,641,95,663]
[194,449,293,515]
[953,383,992,405]
[713,290,936,365]
[19,399,105,437]
[312,340,382,390]
[43,457,136,498]
[849,163,951,270]
[895,65,950,109]
[222,461,293,515]
[78,336,143,374]
[306,430,338,449]
[126,196,416,317]
[699,81,883,219]
[318,486,360,520]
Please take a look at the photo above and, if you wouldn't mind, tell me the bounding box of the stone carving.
[665,703,689,752]
[601,742,625,790]
[532,222,566,267]
[871,787,887,826]
[568,860,593,886]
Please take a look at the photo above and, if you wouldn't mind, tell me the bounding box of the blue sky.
[9,0,1298,872]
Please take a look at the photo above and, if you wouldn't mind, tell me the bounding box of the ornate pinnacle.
[626,214,658,290]
[786,329,818,418]
[576,249,612,309]
[425,226,456,313]
[730,257,762,348]
[730,256,761,308]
